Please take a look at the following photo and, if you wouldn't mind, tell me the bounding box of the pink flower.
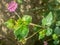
[44,41,48,45]
[8,1,18,12]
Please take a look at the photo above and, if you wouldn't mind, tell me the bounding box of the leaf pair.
[39,28,53,39]
[52,34,59,45]
[14,15,32,40]
[5,15,32,40]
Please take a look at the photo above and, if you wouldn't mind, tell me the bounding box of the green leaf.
[42,12,53,26]
[4,19,15,29]
[17,0,22,3]
[57,0,60,3]
[56,21,60,26]
[14,25,29,40]
[14,19,22,30]
[22,15,32,25]
[46,28,53,36]
[42,18,47,26]
[54,27,60,35]
[52,34,58,40]
[39,30,46,39]
[14,18,29,40]
[53,40,60,45]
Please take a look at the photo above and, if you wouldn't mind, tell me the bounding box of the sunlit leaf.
[14,25,29,40]
[42,12,53,26]
[39,30,46,39]
[4,19,15,29]
[22,15,32,25]
[52,34,58,40]
[42,18,47,26]
[17,0,22,3]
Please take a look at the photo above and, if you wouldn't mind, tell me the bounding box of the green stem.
[14,12,21,19]
[25,23,42,40]
[25,30,40,40]
[30,23,42,28]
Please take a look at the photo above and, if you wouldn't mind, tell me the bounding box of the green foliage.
[14,18,22,30]
[57,0,60,3]
[14,25,29,40]
[54,27,60,35]
[4,19,15,29]
[56,21,60,26]
[14,15,32,40]
[53,40,60,45]
[17,0,22,3]
[42,12,53,26]
[39,30,46,39]
[42,18,47,26]
[5,15,32,41]
[22,15,32,25]
[52,34,58,40]
[46,28,53,36]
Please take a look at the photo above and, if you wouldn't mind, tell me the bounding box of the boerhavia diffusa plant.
[4,0,60,45]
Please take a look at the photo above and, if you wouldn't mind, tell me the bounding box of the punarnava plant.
[4,0,60,45]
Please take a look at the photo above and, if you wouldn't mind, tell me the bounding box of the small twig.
[25,30,40,40]
[46,39,52,42]
[30,23,42,28]
[25,23,42,40]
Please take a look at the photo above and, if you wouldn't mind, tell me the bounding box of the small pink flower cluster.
[44,41,48,45]
[8,1,18,12]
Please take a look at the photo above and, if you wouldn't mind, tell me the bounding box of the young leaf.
[39,30,46,39]
[52,34,58,40]
[17,0,22,3]
[42,18,47,26]
[53,40,60,45]
[42,12,53,26]
[14,25,29,40]
[4,19,15,29]
[46,28,53,36]
[54,27,60,35]
[22,15,32,25]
